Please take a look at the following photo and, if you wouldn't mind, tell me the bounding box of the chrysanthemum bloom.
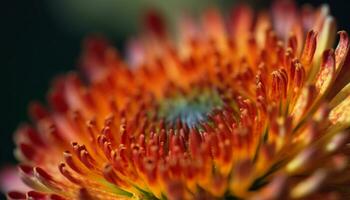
[4,1,350,199]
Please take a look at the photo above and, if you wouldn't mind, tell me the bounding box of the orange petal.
[315,49,335,96]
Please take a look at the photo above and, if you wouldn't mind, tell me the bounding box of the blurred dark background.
[0,0,349,197]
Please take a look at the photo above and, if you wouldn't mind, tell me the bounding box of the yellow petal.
[329,89,350,130]
[290,169,327,198]
[291,85,316,124]
[330,82,350,108]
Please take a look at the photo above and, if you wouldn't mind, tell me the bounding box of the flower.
[3,1,350,199]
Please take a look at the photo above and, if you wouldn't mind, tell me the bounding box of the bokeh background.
[1,0,349,198]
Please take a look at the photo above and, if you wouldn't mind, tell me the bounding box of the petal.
[315,49,335,96]
[0,166,30,193]
[271,0,297,40]
[329,83,350,130]
[301,30,318,68]
[327,31,350,99]
[290,169,327,198]
[291,85,317,124]
[309,16,337,81]
[335,31,349,73]
[330,82,350,108]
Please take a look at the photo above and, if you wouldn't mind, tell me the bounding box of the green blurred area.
[47,0,265,38]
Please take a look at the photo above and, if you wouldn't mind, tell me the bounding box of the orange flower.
[4,1,350,199]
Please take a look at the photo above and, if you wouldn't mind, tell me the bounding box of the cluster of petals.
[4,1,350,200]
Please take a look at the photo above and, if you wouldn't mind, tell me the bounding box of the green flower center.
[159,88,223,127]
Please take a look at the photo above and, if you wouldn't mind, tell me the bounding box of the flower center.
[159,88,223,127]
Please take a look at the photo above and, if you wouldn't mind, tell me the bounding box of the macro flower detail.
[4,1,350,200]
